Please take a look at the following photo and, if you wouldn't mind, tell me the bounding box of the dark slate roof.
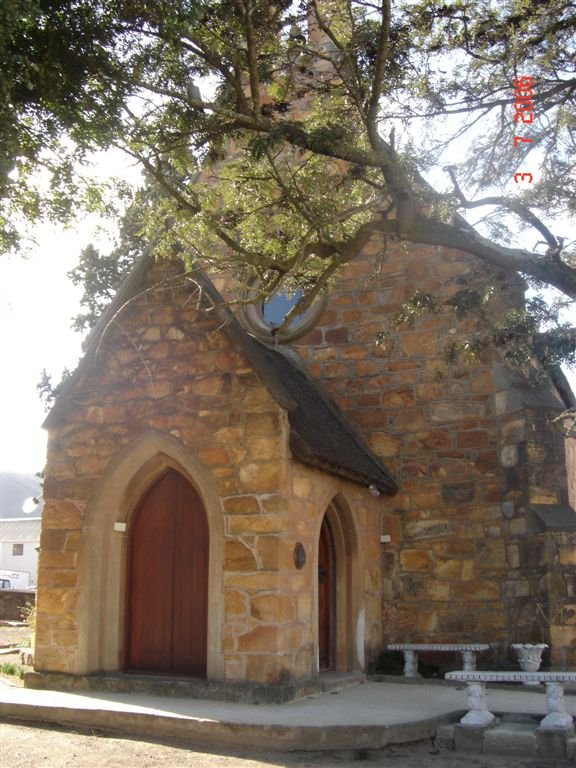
[279,349,398,493]
[531,504,576,532]
[45,251,397,495]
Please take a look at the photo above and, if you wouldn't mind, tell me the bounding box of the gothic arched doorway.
[125,469,209,676]
[317,498,362,675]
[318,515,336,671]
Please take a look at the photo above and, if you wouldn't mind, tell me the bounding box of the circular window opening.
[262,290,304,328]
[240,282,326,343]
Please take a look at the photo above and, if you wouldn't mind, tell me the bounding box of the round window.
[240,282,326,343]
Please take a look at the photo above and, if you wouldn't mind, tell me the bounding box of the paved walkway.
[2,677,573,751]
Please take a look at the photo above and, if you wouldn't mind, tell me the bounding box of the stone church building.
[32,228,576,698]
[31,18,575,697]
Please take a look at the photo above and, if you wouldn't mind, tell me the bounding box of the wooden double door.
[125,470,208,676]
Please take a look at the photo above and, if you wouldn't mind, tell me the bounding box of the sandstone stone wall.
[495,402,575,665]
[547,530,576,667]
[36,259,384,683]
[222,460,384,683]
[565,432,576,510]
[289,238,574,662]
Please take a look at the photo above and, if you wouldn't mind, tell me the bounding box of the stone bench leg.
[540,682,574,731]
[402,650,420,677]
[461,650,477,672]
[459,682,496,728]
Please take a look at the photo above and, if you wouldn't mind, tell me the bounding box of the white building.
[0,518,41,587]
[0,471,43,588]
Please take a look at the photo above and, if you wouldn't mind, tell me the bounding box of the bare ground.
[0,621,31,649]
[0,721,573,768]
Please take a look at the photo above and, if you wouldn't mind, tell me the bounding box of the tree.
[3,1,576,372]
[68,187,154,332]
[0,0,131,250]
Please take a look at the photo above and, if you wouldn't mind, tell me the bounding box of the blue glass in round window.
[262,290,304,328]
[240,281,327,343]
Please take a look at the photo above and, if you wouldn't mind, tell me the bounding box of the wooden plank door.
[125,470,208,676]
[318,516,335,672]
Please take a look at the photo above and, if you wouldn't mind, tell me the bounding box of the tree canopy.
[3,0,576,373]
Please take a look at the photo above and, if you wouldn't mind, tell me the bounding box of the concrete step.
[24,670,366,705]
[319,672,365,694]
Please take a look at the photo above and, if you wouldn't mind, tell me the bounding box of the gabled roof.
[45,250,397,495]
[0,518,42,542]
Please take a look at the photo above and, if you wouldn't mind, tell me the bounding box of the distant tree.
[68,188,154,332]
[4,1,576,374]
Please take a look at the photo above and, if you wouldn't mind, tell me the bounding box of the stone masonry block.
[223,496,261,515]
[399,549,433,572]
[238,462,282,492]
[435,724,455,751]
[224,540,257,571]
[453,724,486,754]
[483,723,537,756]
[245,412,281,436]
[536,728,571,759]
[227,516,283,535]
[225,589,248,616]
[224,572,279,591]
[237,625,279,652]
[251,593,294,623]
[442,481,475,504]
[401,332,437,356]
[452,581,500,601]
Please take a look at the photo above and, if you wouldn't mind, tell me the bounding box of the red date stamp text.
[513,76,534,184]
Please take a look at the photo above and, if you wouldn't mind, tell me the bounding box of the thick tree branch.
[444,165,561,253]
[238,0,261,114]
[367,0,391,127]
[376,216,576,300]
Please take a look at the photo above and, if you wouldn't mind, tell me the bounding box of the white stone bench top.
[446,670,576,683]
[388,643,490,652]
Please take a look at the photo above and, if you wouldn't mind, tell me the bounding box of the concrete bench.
[387,643,490,677]
[445,670,576,731]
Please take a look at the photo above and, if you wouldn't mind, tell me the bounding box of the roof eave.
[289,432,398,495]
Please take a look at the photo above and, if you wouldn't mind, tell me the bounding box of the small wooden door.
[318,516,335,672]
[125,470,208,676]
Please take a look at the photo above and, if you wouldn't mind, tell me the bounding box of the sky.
[0,151,142,475]
[0,223,89,474]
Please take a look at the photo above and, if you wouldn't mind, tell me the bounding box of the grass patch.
[1,660,27,684]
